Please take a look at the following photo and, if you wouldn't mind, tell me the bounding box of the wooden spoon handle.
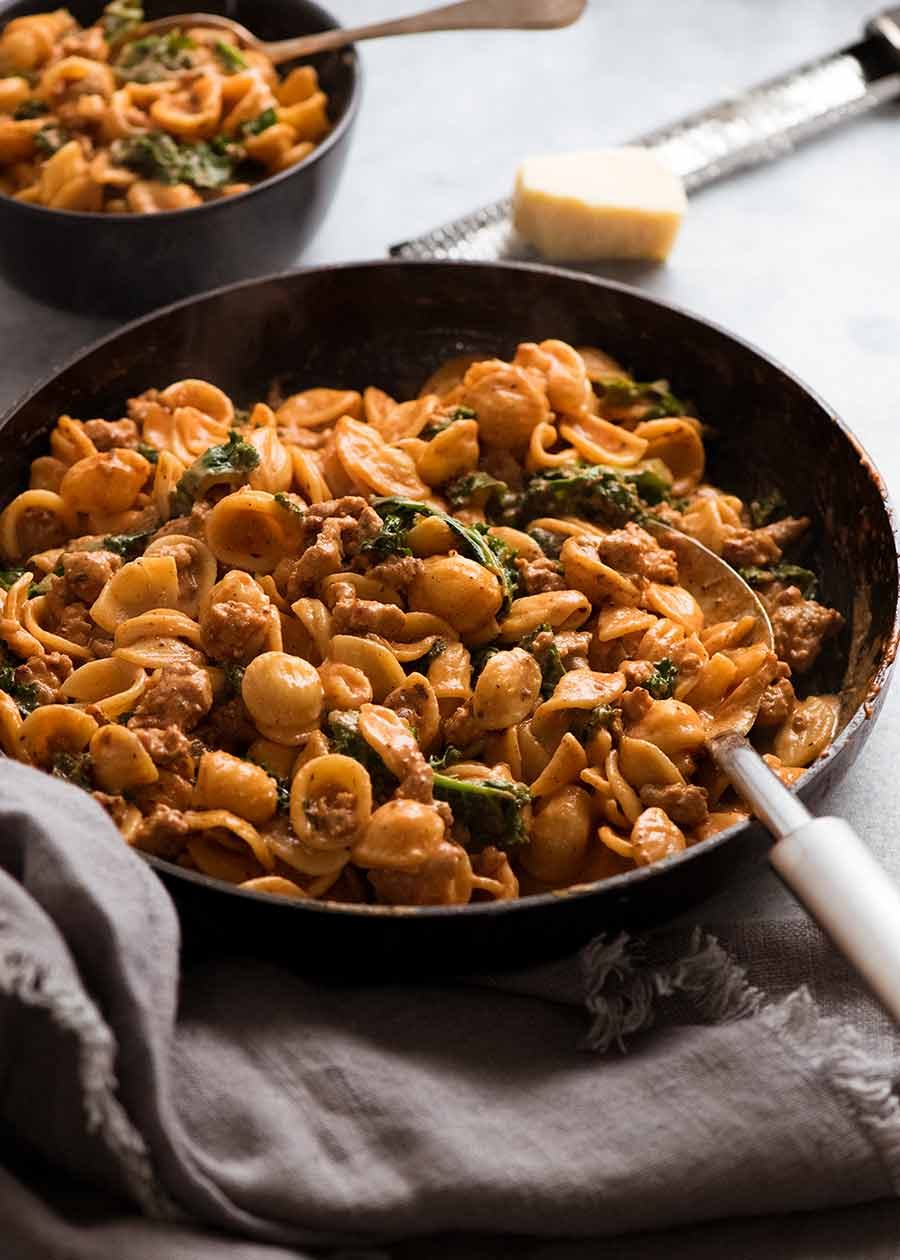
[263,0,584,64]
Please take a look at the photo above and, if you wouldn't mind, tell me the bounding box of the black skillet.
[1,261,896,974]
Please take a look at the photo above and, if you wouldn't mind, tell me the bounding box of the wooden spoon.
[648,519,900,1024]
[110,0,588,64]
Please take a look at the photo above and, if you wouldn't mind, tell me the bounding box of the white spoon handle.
[771,817,900,1025]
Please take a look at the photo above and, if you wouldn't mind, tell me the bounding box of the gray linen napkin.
[3,758,900,1260]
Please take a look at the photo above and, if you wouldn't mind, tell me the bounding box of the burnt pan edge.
[1,260,897,963]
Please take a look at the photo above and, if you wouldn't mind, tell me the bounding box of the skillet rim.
[3,257,897,921]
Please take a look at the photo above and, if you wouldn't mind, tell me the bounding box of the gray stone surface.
[1,0,899,1249]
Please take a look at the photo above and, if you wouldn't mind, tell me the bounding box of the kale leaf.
[371,498,519,614]
[420,405,476,442]
[749,490,787,529]
[598,378,687,418]
[215,40,247,72]
[136,442,159,464]
[579,704,617,743]
[111,131,241,189]
[445,470,509,513]
[519,464,644,527]
[645,658,678,700]
[0,662,39,716]
[223,663,245,699]
[328,710,398,801]
[273,491,305,518]
[0,567,27,591]
[423,638,447,666]
[172,429,260,513]
[739,563,818,601]
[526,527,564,560]
[360,511,413,564]
[34,124,69,157]
[519,623,565,698]
[51,751,93,790]
[115,30,195,82]
[12,99,47,120]
[103,529,154,560]
[240,107,278,137]
[431,772,531,850]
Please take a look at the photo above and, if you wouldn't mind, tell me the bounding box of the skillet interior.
[1,261,896,974]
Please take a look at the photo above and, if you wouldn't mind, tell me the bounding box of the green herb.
[274,777,290,812]
[445,470,509,513]
[223,663,245,699]
[372,498,520,614]
[172,429,260,513]
[428,746,464,771]
[645,658,678,700]
[34,124,69,157]
[0,662,39,716]
[240,107,278,137]
[580,704,616,743]
[469,642,500,679]
[137,442,158,464]
[101,0,144,39]
[360,511,414,564]
[527,527,564,560]
[0,567,26,591]
[273,491,305,518]
[115,30,196,82]
[431,772,531,851]
[12,99,47,120]
[739,563,818,601]
[519,623,566,698]
[50,751,93,790]
[103,529,153,560]
[599,378,687,418]
[328,710,397,801]
[423,638,447,666]
[111,131,241,189]
[624,461,673,506]
[420,405,477,442]
[749,490,787,529]
[215,40,247,72]
[519,464,644,528]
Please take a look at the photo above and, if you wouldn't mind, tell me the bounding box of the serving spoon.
[651,521,900,1024]
[110,0,588,63]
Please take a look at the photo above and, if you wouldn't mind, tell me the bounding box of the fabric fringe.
[0,939,174,1220]
[761,987,900,1193]
[581,927,764,1053]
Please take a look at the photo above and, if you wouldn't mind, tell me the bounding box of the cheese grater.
[390,7,900,262]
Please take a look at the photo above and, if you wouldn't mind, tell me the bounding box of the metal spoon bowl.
[110,0,588,64]
[652,519,900,1024]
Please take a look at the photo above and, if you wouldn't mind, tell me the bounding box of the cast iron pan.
[1,262,896,975]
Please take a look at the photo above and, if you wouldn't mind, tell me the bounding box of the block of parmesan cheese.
[513,148,687,263]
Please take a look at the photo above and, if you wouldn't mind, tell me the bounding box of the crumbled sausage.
[639,783,709,828]
[61,548,122,605]
[128,662,212,731]
[517,556,567,594]
[200,599,269,662]
[196,696,259,752]
[14,652,72,704]
[132,771,194,815]
[762,516,810,551]
[273,497,383,600]
[133,724,195,775]
[331,594,406,639]
[305,789,358,846]
[594,523,678,584]
[153,501,211,540]
[134,804,191,859]
[621,686,654,724]
[755,676,796,727]
[621,660,655,689]
[362,555,424,590]
[92,791,135,831]
[721,526,782,568]
[82,418,140,451]
[554,630,592,670]
[770,587,844,675]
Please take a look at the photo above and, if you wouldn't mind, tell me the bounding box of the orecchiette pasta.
[0,338,845,905]
[0,3,332,214]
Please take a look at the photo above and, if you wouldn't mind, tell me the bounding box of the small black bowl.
[0,0,360,316]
